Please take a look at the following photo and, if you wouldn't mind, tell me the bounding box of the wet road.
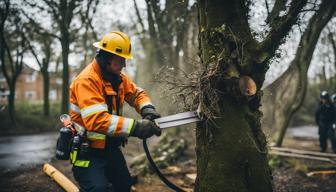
[0,132,58,171]
[286,125,318,139]
[0,125,319,171]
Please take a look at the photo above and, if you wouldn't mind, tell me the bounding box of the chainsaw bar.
[154,111,201,129]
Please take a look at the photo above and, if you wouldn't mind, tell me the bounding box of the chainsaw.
[144,110,202,192]
[154,110,202,129]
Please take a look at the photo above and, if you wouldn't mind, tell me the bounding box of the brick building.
[0,74,8,105]
[0,65,63,104]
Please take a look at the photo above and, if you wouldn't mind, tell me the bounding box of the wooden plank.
[307,170,336,177]
[269,151,336,163]
[271,147,336,158]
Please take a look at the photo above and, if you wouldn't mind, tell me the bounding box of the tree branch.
[20,9,61,40]
[259,0,307,60]
[39,0,61,24]
[4,37,13,72]
[26,38,42,69]
[265,0,270,19]
[328,29,336,69]
[133,0,146,33]
[148,0,164,40]
[266,0,288,24]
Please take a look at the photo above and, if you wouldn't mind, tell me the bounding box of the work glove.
[141,107,161,121]
[130,119,161,139]
[333,124,336,130]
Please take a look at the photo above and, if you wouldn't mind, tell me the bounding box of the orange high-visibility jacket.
[69,59,153,149]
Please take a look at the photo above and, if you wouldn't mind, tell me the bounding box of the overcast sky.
[21,0,335,84]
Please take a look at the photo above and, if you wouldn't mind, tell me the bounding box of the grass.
[0,102,62,135]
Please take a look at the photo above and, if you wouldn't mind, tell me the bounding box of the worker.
[331,93,336,105]
[315,90,336,153]
[69,31,162,192]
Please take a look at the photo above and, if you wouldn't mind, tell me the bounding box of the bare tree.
[133,0,197,84]
[262,0,336,146]
[0,1,28,122]
[25,29,53,117]
[24,0,100,114]
[195,0,310,191]
[328,28,336,91]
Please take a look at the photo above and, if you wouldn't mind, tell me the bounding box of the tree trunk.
[261,0,336,146]
[42,66,50,116]
[328,31,336,92]
[8,80,15,123]
[61,37,69,114]
[195,1,273,191]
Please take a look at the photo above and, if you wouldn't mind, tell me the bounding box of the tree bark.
[7,80,15,122]
[328,31,336,91]
[61,37,70,114]
[42,63,50,116]
[195,1,273,191]
[195,0,308,190]
[0,1,25,123]
[262,0,336,147]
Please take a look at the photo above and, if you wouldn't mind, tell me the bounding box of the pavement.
[286,125,318,139]
[0,132,58,171]
[0,125,319,171]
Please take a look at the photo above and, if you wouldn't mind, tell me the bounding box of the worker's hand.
[141,107,161,121]
[130,119,161,139]
[333,124,336,130]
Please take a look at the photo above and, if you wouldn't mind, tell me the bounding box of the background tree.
[195,0,309,191]
[133,0,197,86]
[262,0,336,146]
[24,0,100,114]
[328,27,336,91]
[0,1,28,122]
[25,30,54,117]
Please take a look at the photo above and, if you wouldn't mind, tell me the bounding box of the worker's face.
[106,55,126,75]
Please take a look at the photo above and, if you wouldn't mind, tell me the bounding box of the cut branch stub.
[239,76,257,96]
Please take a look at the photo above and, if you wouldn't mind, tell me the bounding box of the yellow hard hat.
[93,31,133,59]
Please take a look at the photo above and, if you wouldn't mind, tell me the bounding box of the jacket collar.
[92,58,123,93]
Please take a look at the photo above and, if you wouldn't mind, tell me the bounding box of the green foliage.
[268,155,308,173]
[286,158,309,173]
[268,155,283,169]
[0,102,61,135]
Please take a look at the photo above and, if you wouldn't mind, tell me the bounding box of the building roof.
[21,64,38,74]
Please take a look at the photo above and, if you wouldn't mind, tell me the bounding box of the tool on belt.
[55,111,202,191]
[55,114,90,167]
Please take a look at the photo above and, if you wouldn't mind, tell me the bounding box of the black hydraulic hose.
[143,139,186,192]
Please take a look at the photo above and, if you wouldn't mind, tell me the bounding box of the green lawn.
[0,102,62,135]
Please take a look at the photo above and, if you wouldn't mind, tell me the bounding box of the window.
[25,91,36,99]
[0,90,9,98]
[49,90,57,101]
[26,73,37,83]
[56,78,62,85]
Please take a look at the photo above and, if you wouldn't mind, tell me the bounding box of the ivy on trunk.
[195,0,308,191]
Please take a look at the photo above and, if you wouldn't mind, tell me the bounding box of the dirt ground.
[1,136,336,192]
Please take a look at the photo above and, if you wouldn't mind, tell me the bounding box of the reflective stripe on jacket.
[69,59,153,149]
